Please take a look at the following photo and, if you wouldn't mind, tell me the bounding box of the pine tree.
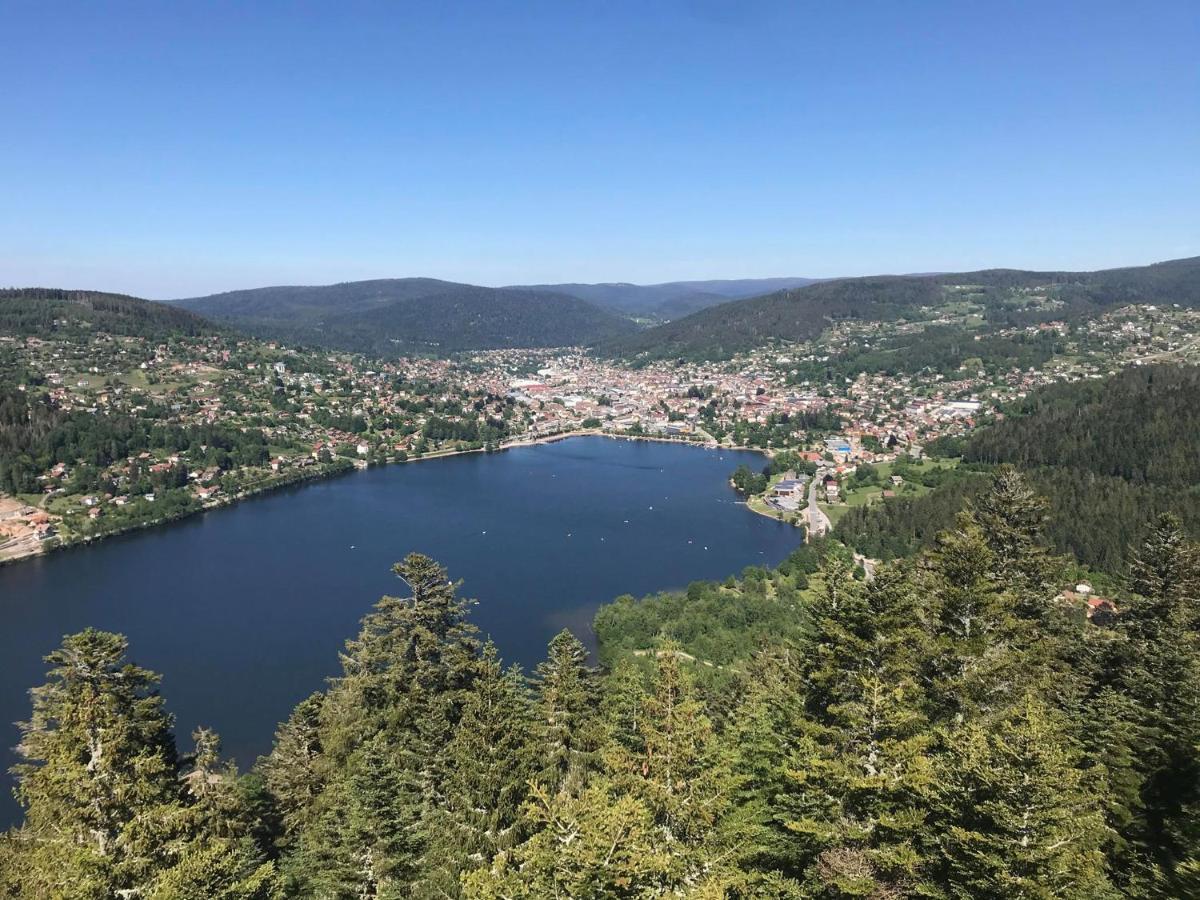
[1126,513,1200,641]
[288,733,416,898]
[969,465,1056,599]
[532,629,603,794]
[727,644,813,880]
[422,644,537,898]
[10,628,182,897]
[0,832,27,897]
[182,728,250,837]
[1072,688,1150,892]
[147,840,280,900]
[623,643,752,889]
[1111,515,1200,892]
[600,656,648,754]
[320,553,481,763]
[281,554,484,895]
[462,781,671,899]
[931,695,1117,899]
[921,514,1028,725]
[782,565,935,896]
[802,556,871,717]
[470,644,753,895]
[148,729,280,899]
[259,691,326,840]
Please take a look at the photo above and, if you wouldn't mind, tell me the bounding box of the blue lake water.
[0,437,799,825]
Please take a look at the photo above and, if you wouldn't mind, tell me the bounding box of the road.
[805,474,831,540]
[1129,335,1200,364]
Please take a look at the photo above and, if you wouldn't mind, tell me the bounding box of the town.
[3,299,1199,564]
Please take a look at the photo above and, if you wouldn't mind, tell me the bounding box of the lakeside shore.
[0,429,768,568]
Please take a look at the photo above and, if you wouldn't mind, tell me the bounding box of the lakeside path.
[0,430,767,568]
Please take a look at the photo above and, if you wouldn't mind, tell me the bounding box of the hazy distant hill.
[599,256,1200,362]
[514,277,819,319]
[0,288,221,340]
[171,279,638,354]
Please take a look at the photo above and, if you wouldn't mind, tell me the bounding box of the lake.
[0,436,799,825]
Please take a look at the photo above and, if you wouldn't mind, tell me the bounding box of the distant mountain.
[513,277,819,319]
[170,279,638,354]
[599,256,1200,362]
[0,288,221,340]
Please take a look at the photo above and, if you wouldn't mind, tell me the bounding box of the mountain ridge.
[512,276,820,318]
[170,279,637,354]
[598,255,1200,362]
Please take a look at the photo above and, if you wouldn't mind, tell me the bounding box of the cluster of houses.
[1060,582,1118,624]
[0,501,56,560]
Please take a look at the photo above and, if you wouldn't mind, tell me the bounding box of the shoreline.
[741,494,806,529]
[0,429,770,568]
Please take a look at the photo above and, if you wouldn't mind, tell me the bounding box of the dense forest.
[4,470,1200,898]
[837,365,1200,573]
[964,365,1200,486]
[0,289,220,340]
[173,280,638,355]
[600,256,1200,362]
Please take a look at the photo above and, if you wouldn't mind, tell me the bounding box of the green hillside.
[172,279,638,354]
[0,288,221,340]
[836,364,1200,573]
[601,256,1200,362]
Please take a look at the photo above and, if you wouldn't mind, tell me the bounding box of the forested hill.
[171,279,638,354]
[599,255,1200,362]
[513,276,818,319]
[837,364,1200,573]
[5,485,1200,897]
[0,288,222,340]
[965,363,1200,486]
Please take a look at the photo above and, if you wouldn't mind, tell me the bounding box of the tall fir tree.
[600,656,648,754]
[319,553,481,763]
[1125,513,1200,641]
[468,644,752,896]
[801,556,871,717]
[1110,515,1200,894]
[622,643,753,890]
[727,644,813,880]
[931,695,1117,899]
[531,629,603,795]
[285,734,415,899]
[147,729,280,899]
[782,565,935,896]
[1072,687,1150,893]
[920,513,1029,725]
[423,643,537,898]
[279,554,483,896]
[969,465,1057,599]
[259,692,326,843]
[462,781,671,899]
[969,468,1090,714]
[9,629,182,898]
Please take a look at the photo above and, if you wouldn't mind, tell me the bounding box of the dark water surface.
[0,437,798,824]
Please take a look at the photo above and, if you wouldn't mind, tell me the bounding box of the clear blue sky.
[2,0,1197,298]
